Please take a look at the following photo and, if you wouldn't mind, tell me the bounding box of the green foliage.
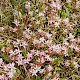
[0,52,11,63]
[20,76,25,80]
[22,48,27,58]
[60,78,66,80]
[65,2,71,8]
[0,42,5,48]
[61,11,67,19]
[53,58,61,66]
[38,2,43,13]
[58,10,68,19]
[55,67,61,71]
[10,78,14,80]
[32,75,41,80]
[76,78,80,80]
[14,68,21,76]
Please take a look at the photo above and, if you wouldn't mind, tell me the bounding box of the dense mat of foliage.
[0,0,80,80]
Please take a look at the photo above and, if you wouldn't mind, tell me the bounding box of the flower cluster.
[0,0,80,80]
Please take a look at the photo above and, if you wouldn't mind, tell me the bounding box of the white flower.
[52,44,62,53]
[62,46,67,54]
[64,29,68,33]
[0,74,7,80]
[7,63,16,71]
[69,44,75,49]
[36,20,40,24]
[45,55,53,62]
[19,12,22,19]
[13,10,22,18]
[65,61,70,66]
[32,66,41,76]
[45,40,52,46]
[0,27,4,31]
[76,1,80,8]
[39,69,45,74]
[56,4,61,10]
[13,41,19,47]
[0,58,3,65]
[6,39,12,44]
[63,39,69,46]
[13,27,18,32]
[49,20,53,24]
[54,22,60,27]
[35,9,38,12]
[14,49,22,54]
[28,11,33,16]
[74,46,80,53]
[38,29,43,33]
[25,28,31,34]
[7,71,14,78]
[13,19,20,26]
[30,17,35,20]
[9,50,15,57]
[27,52,33,59]
[39,12,44,16]
[23,59,28,64]
[25,1,31,11]
[39,37,45,42]
[16,58,23,65]
[51,2,57,8]
[16,59,23,66]
[26,58,32,63]
[73,61,79,68]
[68,33,74,39]
[37,57,45,63]
[40,52,45,56]
[51,77,59,80]
[47,65,53,71]
[67,0,71,2]
[4,65,8,71]
[47,72,52,77]
[29,69,37,76]
[13,10,18,16]
[46,33,52,38]
[34,50,40,56]
[33,39,41,45]
[63,18,69,25]
[4,63,16,72]
[23,32,31,39]
[20,40,27,48]
[17,54,23,60]
[30,49,35,54]
[39,0,42,2]
[1,47,5,52]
